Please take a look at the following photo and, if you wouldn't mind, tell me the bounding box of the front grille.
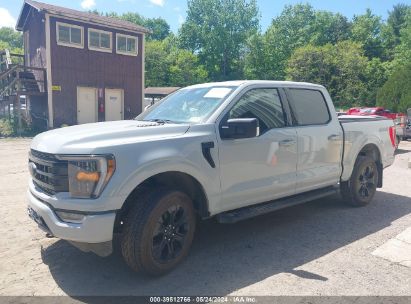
[29,149,68,195]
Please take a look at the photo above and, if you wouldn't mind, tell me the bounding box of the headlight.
[59,155,115,198]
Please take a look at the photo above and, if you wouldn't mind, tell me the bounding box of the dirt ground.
[0,138,410,296]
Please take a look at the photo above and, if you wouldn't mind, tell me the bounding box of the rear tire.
[340,156,379,207]
[121,189,196,276]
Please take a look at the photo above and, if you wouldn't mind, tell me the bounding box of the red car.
[347,107,400,120]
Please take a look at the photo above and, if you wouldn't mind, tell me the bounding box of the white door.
[286,88,343,193]
[217,87,298,212]
[105,89,124,121]
[77,87,97,124]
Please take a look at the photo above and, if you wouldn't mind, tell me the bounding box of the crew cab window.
[228,88,286,134]
[288,89,330,125]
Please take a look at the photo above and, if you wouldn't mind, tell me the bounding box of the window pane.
[117,36,127,51]
[229,88,285,134]
[127,37,136,53]
[58,25,70,43]
[89,31,100,47]
[288,89,330,125]
[71,27,82,44]
[100,33,111,49]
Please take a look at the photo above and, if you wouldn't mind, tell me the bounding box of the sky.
[0,0,409,32]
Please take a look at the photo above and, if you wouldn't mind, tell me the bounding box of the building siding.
[25,9,47,71]
[49,16,143,126]
[24,9,48,123]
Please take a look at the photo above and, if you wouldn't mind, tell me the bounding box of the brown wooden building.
[11,0,149,128]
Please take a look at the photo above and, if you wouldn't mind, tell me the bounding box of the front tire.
[121,189,196,276]
[340,156,379,207]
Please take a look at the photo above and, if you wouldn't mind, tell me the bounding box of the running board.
[216,186,339,224]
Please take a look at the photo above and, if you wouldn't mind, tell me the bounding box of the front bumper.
[27,189,116,244]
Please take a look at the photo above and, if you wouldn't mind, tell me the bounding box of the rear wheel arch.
[355,143,383,187]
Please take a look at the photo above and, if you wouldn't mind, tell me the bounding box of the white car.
[27,81,396,275]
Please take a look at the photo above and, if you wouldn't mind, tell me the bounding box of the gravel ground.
[0,138,410,296]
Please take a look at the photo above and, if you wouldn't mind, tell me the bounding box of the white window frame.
[56,22,84,49]
[116,33,138,56]
[88,28,112,53]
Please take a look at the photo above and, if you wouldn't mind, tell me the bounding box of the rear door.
[285,88,343,193]
[217,87,298,212]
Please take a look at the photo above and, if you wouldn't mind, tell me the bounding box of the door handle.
[328,134,341,141]
[279,139,296,147]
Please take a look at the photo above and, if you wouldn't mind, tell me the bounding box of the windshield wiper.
[144,119,175,124]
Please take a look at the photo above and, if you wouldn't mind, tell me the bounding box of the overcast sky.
[0,0,406,32]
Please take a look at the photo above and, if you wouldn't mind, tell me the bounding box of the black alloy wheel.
[341,155,379,207]
[121,189,196,275]
[152,205,190,263]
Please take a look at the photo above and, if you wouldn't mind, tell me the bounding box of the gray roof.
[144,87,180,96]
[16,0,150,34]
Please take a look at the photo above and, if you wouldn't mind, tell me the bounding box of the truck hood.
[31,120,190,154]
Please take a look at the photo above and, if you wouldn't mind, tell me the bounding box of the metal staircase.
[0,49,47,134]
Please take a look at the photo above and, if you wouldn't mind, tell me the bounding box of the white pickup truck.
[27,81,396,275]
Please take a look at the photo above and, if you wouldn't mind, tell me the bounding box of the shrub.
[0,118,14,137]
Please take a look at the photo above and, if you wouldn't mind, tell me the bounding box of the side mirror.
[220,118,259,139]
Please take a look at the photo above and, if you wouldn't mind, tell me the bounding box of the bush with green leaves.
[0,118,14,137]
[377,64,411,113]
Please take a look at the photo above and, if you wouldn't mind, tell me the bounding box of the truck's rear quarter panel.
[339,116,395,182]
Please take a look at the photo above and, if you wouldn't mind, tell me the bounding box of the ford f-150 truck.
[27,81,396,275]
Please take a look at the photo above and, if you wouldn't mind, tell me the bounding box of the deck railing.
[0,49,47,134]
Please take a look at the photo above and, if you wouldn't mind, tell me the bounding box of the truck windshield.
[137,86,236,124]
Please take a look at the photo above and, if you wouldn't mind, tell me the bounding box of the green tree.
[0,27,23,63]
[363,58,388,104]
[118,12,145,25]
[179,0,259,80]
[310,11,351,46]
[145,37,208,87]
[167,49,208,86]
[390,11,411,70]
[91,11,170,41]
[286,41,376,108]
[247,4,315,80]
[377,64,411,112]
[351,9,384,59]
[244,5,352,80]
[382,4,411,59]
[144,18,170,41]
[0,27,23,49]
[243,33,270,79]
[145,40,170,87]
[119,13,170,40]
[387,4,411,44]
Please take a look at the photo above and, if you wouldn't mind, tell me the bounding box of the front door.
[77,87,97,124]
[217,87,298,212]
[105,88,124,121]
